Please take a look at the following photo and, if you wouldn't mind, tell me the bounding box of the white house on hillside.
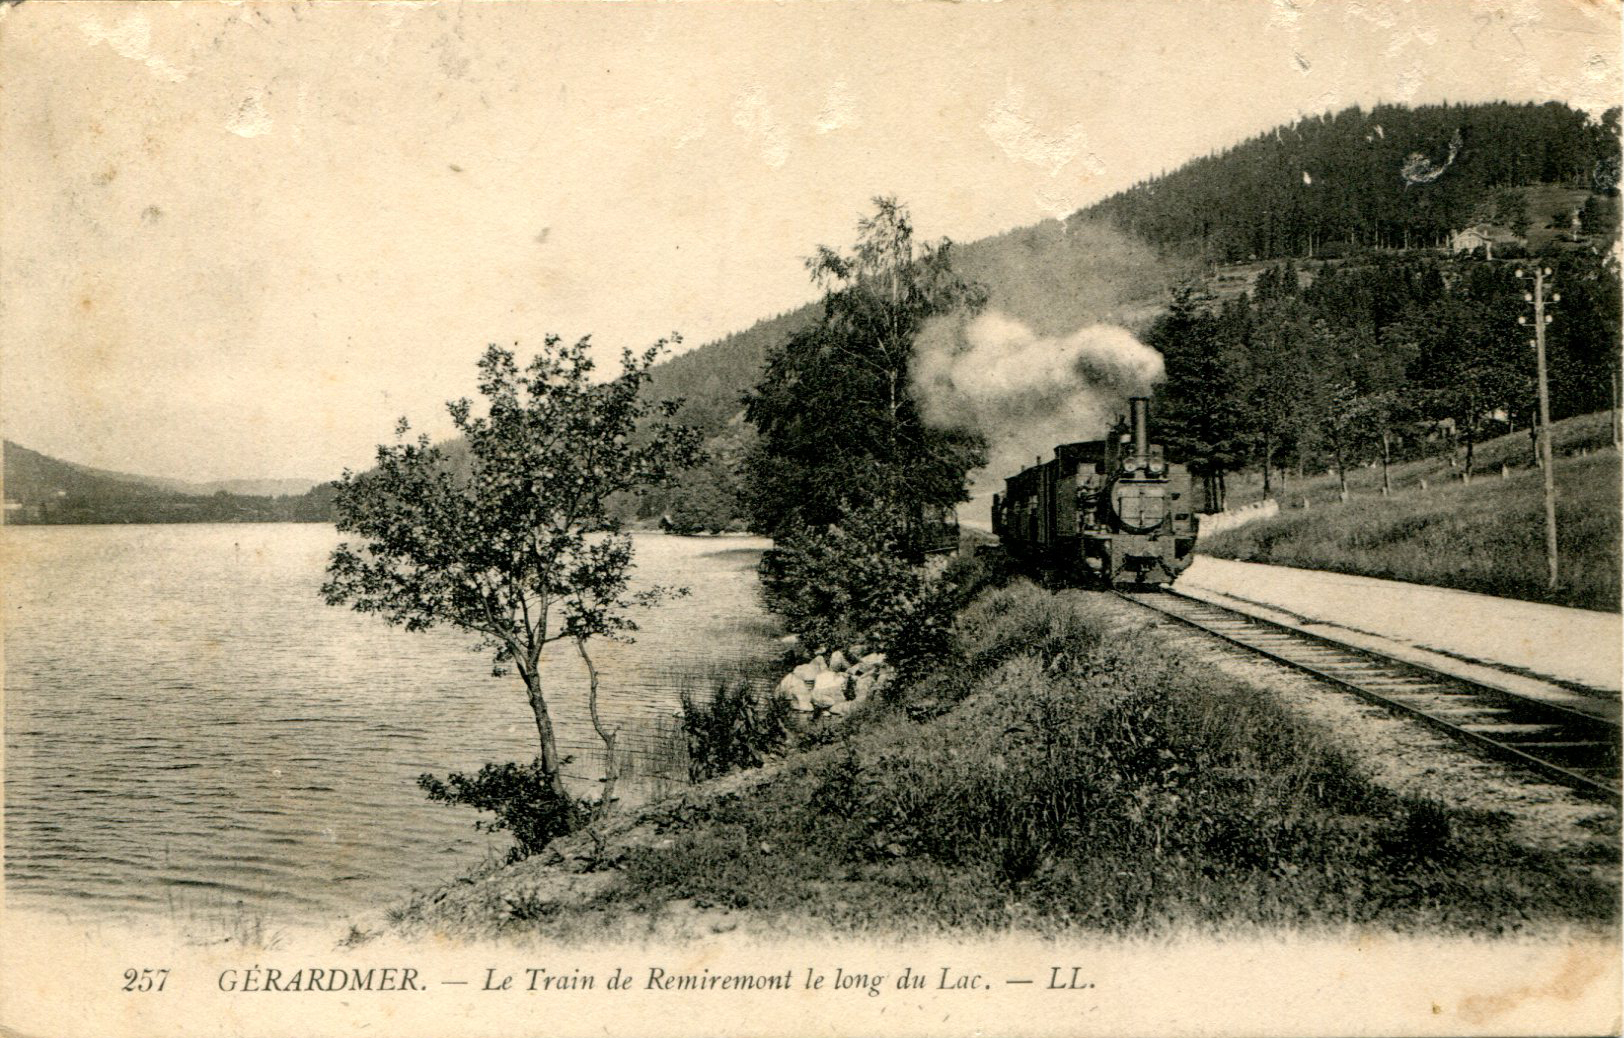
[1448,223,1524,259]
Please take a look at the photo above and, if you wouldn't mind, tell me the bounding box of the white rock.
[791,662,820,682]
[775,673,814,712]
[810,670,848,708]
[828,650,850,673]
[851,672,878,700]
[859,652,887,669]
[828,698,855,717]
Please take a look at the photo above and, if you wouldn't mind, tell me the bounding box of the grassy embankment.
[1210,412,1621,612]
[389,582,1617,940]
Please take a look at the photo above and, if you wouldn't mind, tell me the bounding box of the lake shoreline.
[5,526,779,922]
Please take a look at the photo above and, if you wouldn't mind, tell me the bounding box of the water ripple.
[4,524,777,921]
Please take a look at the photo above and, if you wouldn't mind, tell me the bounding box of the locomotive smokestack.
[1130,396,1149,465]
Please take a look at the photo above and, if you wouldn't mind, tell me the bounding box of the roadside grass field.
[1203,448,1621,613]
[1225,411,1619,510]
[1227,414,1611,513]
[391,584,1618,939]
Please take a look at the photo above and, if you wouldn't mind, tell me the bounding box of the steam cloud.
[912,310,1165,492]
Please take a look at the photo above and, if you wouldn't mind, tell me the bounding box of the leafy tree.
[742,197,988,555]
[1407,294,1522,480]
[1149,287,1249,511]
[1306,368,1364,500]
[1490,189,1531,238]
[322,338,702,826]
[1547,250,1622,421]
[1243,297,1318,497]
[1361,320,1424,494]
[1578,194,1610,238]
[661,451,743,534]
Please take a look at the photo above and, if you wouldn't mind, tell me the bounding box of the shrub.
[418,759,588,863]
[681,674,793,781]
[757,502,1017,682]
[757,502,934,654]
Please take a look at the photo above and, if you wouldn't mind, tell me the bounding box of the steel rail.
[1116,587,1621,802]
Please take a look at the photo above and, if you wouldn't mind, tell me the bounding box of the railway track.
[1117,587,1621,801]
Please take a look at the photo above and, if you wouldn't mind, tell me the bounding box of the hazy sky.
[2,0,1617,482]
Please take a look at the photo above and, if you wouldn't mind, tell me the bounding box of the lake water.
[3,524,778,922]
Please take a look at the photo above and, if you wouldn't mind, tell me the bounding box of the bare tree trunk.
[1380,430,1392,496]
[1612,370,1621,449]
[576,637,618,820]
[521,665,573,803]
[1262,439,1274,498]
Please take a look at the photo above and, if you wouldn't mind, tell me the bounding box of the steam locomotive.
[990,397,1198,586]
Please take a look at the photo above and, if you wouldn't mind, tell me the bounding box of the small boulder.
[859,652,887,669]
[775,673,814,712]
[828,650,850,673]
[810,670,848,708]
[790,661,821,682]
[828,698,856,717]
[851,671,878,701]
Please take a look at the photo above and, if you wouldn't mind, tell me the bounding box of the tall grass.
[574,583,1617,935]
[1204,450,1621,612]
[679,665,793,781]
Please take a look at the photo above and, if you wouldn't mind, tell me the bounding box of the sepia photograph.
[1,1,1620,1035]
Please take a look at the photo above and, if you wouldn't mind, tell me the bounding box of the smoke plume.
[912,310,1165,494]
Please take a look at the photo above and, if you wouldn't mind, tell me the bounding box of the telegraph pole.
[1517,266,1559,591]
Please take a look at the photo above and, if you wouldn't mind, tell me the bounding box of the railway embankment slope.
[384,581,1617,945]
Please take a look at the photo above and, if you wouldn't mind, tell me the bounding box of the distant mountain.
[142,476,320,497]
[4,441,176,506]
[3,441,334,524]
[642,100,1619,452]
[1089,100,1618,262]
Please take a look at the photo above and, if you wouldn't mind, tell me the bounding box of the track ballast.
[1117,587,1621,801]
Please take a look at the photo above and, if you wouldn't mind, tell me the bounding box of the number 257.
[123,969,168,992]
